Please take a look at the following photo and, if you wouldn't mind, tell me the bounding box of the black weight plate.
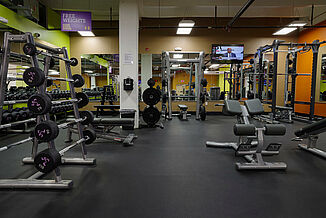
[147,78,155,87]
[83,129,96,144]
[34,120,59,142]
[70,57,78,66]
[46,79,53,87]
[2,113,13,124]
[162,93,167,103]
[34,148,61,174]
[80,111,94,125]
[76,92,89,108]
[201,78,208,87]
[143,88,160,105]
[162,79,167,87]
[28,93,52,115]
[23,67,45,87]
[23,43,37,56]
[142,105,160,126]
[72,74,85,87]
[199,105,206,121]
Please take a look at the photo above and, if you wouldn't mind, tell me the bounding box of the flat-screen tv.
[211,44,244,64]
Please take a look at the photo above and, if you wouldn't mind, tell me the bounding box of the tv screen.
[211,44,244,64]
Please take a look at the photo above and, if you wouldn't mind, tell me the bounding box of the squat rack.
[161,51,205,120]
[255,40,326,121]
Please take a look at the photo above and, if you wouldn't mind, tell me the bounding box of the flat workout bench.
[66,116,137,146]
[178,104,189,120]
[94,105,120,117]
[294,119,326,159]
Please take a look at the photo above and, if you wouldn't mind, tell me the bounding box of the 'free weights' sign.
[61,11,92,32]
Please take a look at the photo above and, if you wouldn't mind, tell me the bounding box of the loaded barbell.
[23,43,78,67]
[27,92,89,115]
[23,67,85,87]
[34,128,96,174]
[34,111,94,142]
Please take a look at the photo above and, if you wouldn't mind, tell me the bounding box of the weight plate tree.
[142,78,161,127]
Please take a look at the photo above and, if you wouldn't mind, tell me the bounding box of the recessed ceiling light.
[177,20,195,35]
[173,54,183,58]
[273,27,297,35]
[78,31,95,37]
[288,21,307,27]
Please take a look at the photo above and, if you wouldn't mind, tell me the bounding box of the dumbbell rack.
[0,32,94,189]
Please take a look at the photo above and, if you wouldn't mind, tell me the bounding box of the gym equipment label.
[61,11,92,32]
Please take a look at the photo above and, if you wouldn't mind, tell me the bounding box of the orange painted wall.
[171,71,219,93]
[296,20,326,117]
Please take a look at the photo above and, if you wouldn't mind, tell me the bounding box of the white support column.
[90,76,96,89]
[119,0,139,128]
[141,54,152,95]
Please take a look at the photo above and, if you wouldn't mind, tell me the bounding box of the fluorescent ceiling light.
[177,20,195,35]
[48,70,60,76]
[171,64,180,68]
[288,21,307,27]
[78,31,95,37]
[84,70,93,73]
[273,27,297,35]
[173,54,183,58]
[209,64,220,69]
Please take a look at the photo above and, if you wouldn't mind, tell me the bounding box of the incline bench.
[294,119,326,159]
[66,116,137,146]
[207,99,287,170]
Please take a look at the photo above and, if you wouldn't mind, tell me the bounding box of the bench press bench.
[178,104,189,120]
[268,105,293,123]
[294,119,326,159]
[94,105,120,117]
[66,116,137,146]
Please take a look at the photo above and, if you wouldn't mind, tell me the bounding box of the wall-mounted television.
[211,44,244,64]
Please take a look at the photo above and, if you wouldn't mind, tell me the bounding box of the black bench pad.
[224,100,242,116]
[92,118,134,126]
[178,105,188,110]
[244,99,264,115]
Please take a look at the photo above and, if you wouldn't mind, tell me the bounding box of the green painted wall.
[0,4,69,50]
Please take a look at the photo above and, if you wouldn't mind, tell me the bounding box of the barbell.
[23,43,78,66]
[27,92,89,115]
[23,67,85,87]
[34,111,94,142]
[34,128,96,174]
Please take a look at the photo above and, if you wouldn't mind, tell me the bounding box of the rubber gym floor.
[0,115,325,218]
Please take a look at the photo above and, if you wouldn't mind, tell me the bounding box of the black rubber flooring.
[0,115,326,218]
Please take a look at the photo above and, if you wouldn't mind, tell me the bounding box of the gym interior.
[0,0,326,217]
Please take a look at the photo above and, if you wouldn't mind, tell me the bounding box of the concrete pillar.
[141,54,152,95]
[119,0,139,128]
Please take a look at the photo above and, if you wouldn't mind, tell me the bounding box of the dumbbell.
[2,110,13,124]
